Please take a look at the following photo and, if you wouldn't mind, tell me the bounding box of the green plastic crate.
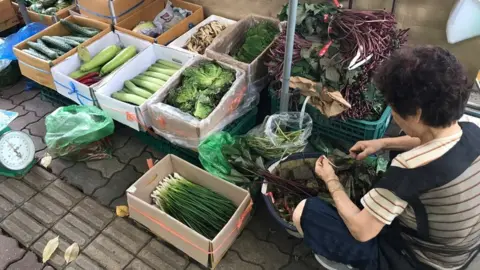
[137,108,259,167]
[269,87,391,143]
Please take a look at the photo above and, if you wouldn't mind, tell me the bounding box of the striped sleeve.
[361,188,408,225]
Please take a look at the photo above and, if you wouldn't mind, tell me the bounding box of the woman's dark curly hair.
[374,46,470,128]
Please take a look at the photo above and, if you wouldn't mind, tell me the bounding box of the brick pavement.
[0,81,322,269]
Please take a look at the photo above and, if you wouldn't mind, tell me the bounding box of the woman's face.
[391,108,425,137]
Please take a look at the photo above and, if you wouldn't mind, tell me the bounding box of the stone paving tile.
[70,197,114,231]
[293,243,322,270]
[35,148,48,160]
[102,218,151,254]
[22,129,47,153]
[50,158,75,176]
[21,193,68,227]
[83,234,135,270]
[43,266,55,270]
[0,175,7,183]
[185,263,204,270]
[22,166,56,191]
[9,112,40,131]
[0,98,15,110]
[217,251,263,270]
[0,80,26,99]
[9,105,29,117]
[21,96,57,117]
[113,136,146,163]
[231,230,290,270]
[52,213,97,249]
[41,180,85,210]
[129,151,153,174]
[0,178,36,206]
[125,259,154,270]
[281,260,315,270]
[0,234,26,270]
[245,201,279,241]
[10,89,39,106]
[111,125,136,150]
[61,163,108,195]
[0,194,16,221]
[25,117,46,137]
[85,157,125,178]
[64,254,103,270]
[267,229,303,255]
[109,195,127,208]
[145,146,165,161]
[92,165,141,206]
[1,209,47,247]
[32,231,72,269]
[138,238,189,270]
[7,251,43,270]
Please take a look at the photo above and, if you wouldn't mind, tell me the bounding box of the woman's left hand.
[315,156,338,182]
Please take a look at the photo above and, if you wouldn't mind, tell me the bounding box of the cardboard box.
[476,70,480,90]
[77,0,154,24]
[52,29,153,107]
[0,0,15,20]
[127,154,252,269]
[95,44,194,131]
[168,15,237,55]
[147,56,247,149]
[13,15,110,89]
[116,0,204,44]
[0,17,19,32]
[205,15,280,85]
[11,2,74,26]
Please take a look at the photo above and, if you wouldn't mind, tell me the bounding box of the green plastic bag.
[199,132,236,180]
[45,105,115,161]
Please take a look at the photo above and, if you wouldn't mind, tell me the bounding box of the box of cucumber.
[52,28,153,107]
[13,15,110,89]
[11,0,75,26]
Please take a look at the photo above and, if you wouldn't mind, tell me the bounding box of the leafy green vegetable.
[193,94,214,119]
[234,22,279,63]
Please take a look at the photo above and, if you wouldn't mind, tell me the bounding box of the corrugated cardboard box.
[13,16,110,89]
[11,2,74,26]
[76,0,154,24]
[116,0,204,44]
[127,154,252,269]
[205,15,280,85]
[0,0,19,31]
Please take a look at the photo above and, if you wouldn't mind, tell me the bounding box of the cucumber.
[22,48,49,61]
[132,79,163,92]
[100,45,137,75]
[41,36,72,52]
[125,81,153,98]
[60,19,98,37]
[50,47,66,57]
[134,75,165,85]
[36,38,47,47]
[53,36,80,47]
[27,41,58,59]
[69,66,101,79]
[80,45,121,72]
[156,59,181,70]
[64,36,89,43]
[142,71,171,81]
[148,66,177,76]
[112,92,147,106]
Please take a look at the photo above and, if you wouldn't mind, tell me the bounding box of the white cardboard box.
[127,154,252,269]
[96,44,194,131]
[168,15,237,55]
[52,30,152,106]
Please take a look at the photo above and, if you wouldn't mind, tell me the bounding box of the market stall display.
[52,30,151,106]
[13,15,110,89]
[76,0,154,24]
[116,0,204,44]
[12,0,75,25]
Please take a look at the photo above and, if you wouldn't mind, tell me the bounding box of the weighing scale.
[0,110,36,178]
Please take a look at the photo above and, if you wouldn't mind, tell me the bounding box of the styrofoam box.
[51,31,152,106]
[95,44,195,131]
[168,15,236,54]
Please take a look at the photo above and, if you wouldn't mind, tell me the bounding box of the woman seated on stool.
[292,46,480,270]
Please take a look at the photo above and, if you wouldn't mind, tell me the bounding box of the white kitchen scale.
[0,110,36,177]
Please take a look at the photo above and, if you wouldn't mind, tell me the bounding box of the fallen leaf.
[64,243,79,264]
[42,236,59,263]
[116,205,129,217]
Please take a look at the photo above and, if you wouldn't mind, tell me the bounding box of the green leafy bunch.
[234,22,279,63]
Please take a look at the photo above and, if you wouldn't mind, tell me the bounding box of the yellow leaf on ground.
[42,236,59,263]
[116,205,129,217]
[64,243,79,264]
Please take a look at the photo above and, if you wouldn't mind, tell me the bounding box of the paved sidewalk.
[0,80,323,269]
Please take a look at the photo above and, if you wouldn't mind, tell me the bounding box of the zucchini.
[22,48,49,61]
[80,45,121,72]
[69,66,101,79]
[132,79,163,92]
[156,60,181,70]
[148,66,177,76]
[53,36,80,47]
[60,19,98,37]
[41,36,72,52]
[134,75,166,85]
[27,41,58,59]
[125,81,153,98]
[100,45,137,75]
[112,92,147,106]
[64,36,89,43]
[142,71,171,81]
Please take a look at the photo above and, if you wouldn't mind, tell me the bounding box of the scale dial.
[0,131,35,171]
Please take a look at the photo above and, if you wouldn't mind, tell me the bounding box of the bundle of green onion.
[151,173,237,239]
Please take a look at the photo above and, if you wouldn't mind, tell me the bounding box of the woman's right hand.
[349,139,385,160]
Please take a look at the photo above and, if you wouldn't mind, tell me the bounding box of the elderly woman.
[292,46,480,270]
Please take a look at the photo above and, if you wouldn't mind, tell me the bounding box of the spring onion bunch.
[151,173,237,239]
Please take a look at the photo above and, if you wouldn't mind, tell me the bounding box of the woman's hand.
[349,139,385,160]
[315,156,337,182]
